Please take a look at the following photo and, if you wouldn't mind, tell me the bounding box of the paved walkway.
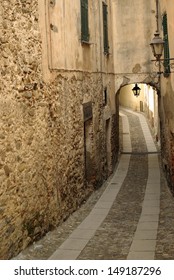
[14,108,174,260]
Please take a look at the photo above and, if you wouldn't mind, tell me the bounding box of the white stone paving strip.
[119,112,132,153]
[48,112,131,260]
[126,109,160,260]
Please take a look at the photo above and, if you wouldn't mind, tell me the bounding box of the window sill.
[104,52,110,57]
[104,47,110,56]
[163,72,170,78]
[81,40,93,45]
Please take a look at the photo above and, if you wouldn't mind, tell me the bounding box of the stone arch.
[112,74,160,163]
[115,74,160,100]
[114,74,160,117]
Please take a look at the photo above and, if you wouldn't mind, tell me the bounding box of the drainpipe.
[155,0,159,33]
[99,0,103,74]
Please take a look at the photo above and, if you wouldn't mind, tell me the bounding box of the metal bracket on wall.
[50,23,58,32]
[50,0,56,8]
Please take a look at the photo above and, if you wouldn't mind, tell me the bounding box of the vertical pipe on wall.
[156,0,159,33]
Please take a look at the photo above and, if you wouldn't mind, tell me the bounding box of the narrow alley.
[13,108,174,260]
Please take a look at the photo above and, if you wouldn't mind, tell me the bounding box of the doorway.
[106,118,111,175]
[84,119,95,186]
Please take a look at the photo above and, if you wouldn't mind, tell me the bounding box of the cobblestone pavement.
[13,108,174,260]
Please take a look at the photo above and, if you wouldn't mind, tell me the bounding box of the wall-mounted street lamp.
[150,0,164,78]
[150,31,174,76]
[150,32,164,62]
[132,83,141,97]
[150,32,164,79]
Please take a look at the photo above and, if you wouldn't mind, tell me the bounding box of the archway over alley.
[114,83,161,156]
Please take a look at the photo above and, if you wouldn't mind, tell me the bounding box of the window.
[162,13,170,75]
[81,0,89,42]
[103,2,109,54]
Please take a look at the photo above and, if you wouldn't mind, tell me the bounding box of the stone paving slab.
[143,200,160,207]
[77,217,104,230]
[130,240,156,251]
[136,221,158,230]
[49,250,81,260]
[139,214,159,222]
[59,238,89,251]
[134,230,157,240]
[93,201,113,209]
[127,252,154,260]
[90,208,110,216]
[69,229,96,239]
[141,207,160,215]
[143,194,160,200]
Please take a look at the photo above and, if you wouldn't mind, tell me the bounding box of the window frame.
[81,0,89,43]
[162,13,170,76]
[102,2,109,55]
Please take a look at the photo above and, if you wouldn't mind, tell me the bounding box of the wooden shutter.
[162,14,170,75]
[81,0,89,42]
[103,2,109,54]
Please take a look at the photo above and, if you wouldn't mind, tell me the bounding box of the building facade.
[157,0,174,194]
[1,0,174,259]
[0,0,119,259]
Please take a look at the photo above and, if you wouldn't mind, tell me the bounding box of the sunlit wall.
[119,83,159,142]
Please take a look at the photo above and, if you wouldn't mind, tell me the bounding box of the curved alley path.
[14,108,174,260]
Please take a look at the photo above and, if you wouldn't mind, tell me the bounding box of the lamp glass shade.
[132,84,141,97]
[150,32,164,59]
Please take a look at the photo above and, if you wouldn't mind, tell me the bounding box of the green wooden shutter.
[162,14,170,75]
[103,2,109,54]
[81,0,89,42]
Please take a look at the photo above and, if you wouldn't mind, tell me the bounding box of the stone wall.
[0,0,110,259]
[160,120,174,195]
[158,0,174,196]
[0,73,107,259]
[160,83,174,196]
